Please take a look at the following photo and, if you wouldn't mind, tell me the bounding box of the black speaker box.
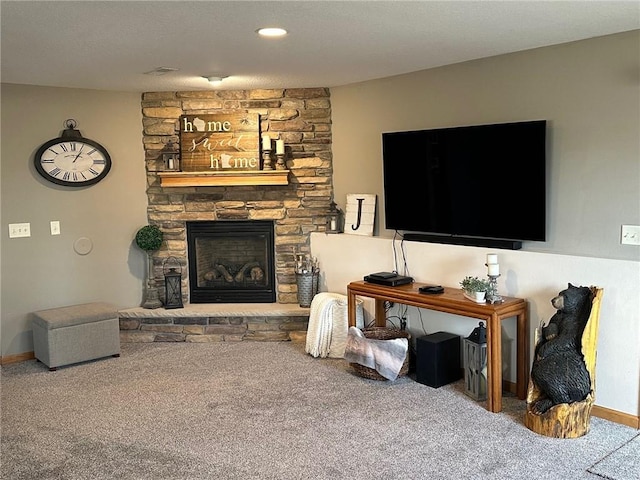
[415,332,462,388]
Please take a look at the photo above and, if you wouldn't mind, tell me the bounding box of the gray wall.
[331,31,640,261]
[1,31,639,361]
[1,85,148,356]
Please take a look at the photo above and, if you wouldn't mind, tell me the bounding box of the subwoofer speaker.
[415,332,462,388]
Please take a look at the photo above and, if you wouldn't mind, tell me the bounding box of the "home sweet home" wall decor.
[179,113,260,172]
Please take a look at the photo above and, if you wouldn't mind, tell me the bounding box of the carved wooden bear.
[529,284,594,414]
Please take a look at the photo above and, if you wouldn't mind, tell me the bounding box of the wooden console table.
[347,280,528,413]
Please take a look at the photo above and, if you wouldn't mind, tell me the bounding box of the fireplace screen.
[186,220,276,303]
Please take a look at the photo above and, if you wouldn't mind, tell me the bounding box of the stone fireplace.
[187,220,276,303]
[140,87,333,306]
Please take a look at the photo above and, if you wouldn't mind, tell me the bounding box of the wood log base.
[525,393,594,438]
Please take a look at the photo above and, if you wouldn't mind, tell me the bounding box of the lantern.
[463,321,487,401]
[163,257,183,309]
[326,201,344,234]
[162,141,180,171]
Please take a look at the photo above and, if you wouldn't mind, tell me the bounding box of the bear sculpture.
[529,283,594,414]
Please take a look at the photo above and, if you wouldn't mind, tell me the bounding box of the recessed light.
[257,27,287,37]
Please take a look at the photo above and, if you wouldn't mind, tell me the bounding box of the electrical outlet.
[8,223,31,238]
[50,221,61,235]
[621,225,640,245]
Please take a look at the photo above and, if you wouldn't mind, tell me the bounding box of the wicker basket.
[350,327,411,381]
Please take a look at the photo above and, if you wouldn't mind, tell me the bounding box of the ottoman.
[32,302,120,371]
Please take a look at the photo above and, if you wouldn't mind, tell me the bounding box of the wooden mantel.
[158,170,290,187]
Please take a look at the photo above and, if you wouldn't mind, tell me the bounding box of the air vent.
[144,66,179,76]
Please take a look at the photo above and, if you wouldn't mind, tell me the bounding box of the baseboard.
[3,352,638,429]
[1,351,35,365]
[592,404,640,429]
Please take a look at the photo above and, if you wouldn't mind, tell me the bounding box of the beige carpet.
[1,341,637,480]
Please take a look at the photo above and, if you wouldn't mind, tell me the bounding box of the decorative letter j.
[352,198,364,230]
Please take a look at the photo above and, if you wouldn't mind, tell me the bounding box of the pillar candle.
[486,253,498,264]
[276,139,285,155]
[262,135,271,151]
[488,263,500,276]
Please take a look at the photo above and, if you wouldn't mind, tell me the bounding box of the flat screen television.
[382,120,546,249]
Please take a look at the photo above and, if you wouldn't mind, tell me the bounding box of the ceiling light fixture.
[257,27,287,37]
[204,76,226,85]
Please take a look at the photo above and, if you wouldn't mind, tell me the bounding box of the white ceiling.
[1,1,638,93]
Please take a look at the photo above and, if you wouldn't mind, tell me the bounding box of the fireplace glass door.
[186,220,276,303]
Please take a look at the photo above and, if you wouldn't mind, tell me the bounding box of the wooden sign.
[179,113,260,172]
[345,194,376,236]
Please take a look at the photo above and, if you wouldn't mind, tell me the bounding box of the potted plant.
[460,276,490,303]
[135,225,164,309]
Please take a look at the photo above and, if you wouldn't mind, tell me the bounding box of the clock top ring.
[34,119,111,187]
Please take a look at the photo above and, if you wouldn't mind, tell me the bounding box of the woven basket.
[350,327,411,381]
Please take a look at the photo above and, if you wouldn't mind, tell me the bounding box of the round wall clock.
[34,119,112,187]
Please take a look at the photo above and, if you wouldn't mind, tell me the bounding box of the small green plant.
[459,276,490,293]
[135,225,163,252]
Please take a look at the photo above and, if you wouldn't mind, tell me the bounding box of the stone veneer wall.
[141,88,332,305]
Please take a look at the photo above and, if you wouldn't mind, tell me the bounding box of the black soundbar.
[403,233,522,250]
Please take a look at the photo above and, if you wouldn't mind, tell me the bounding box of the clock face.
[35,137,111,187]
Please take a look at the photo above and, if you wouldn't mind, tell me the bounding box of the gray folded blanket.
[343,326,408,380]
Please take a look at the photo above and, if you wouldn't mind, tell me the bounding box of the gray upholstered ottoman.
[32,302,120,371]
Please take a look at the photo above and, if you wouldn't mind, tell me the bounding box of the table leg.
[375,299,386,327]
[347,288,356,327]
[516,309,528,400]
[486,313,502,413]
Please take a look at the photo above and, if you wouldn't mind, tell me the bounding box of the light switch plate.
[9,223,31,238]
[621,225,640,245]
[50,221,61,235]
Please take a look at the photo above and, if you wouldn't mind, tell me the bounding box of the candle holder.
[486,274,503,304]
[275,153,286,170]
[262,149,274,170]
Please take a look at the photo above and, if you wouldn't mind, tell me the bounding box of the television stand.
[403,233,522,250]
[347,280,528,413]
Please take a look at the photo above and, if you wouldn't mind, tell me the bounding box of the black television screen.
[382,120,546,248]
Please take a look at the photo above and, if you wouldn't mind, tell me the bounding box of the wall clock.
[34,119,111,187]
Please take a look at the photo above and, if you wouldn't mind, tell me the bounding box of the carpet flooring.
[1,341,638,480]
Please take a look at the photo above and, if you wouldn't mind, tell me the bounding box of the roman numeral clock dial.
[34,119,111,187]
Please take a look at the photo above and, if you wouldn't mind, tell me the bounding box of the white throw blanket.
[306,292,362,358]
[343,326,408,381]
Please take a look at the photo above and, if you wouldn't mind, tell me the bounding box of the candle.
[488,263,500,276]
[167,157,174,170]
[486,253,498,265]
[330,218,337,231]
[262,135,271,151]
[276,139,285,155]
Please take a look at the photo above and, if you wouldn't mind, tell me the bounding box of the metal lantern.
[163,152,179,171]
[162,141,180,171]
[163,257,183,309]
[326,201,344,234]
[463,321,487,401]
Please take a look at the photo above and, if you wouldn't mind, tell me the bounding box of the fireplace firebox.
[186,220,276,303]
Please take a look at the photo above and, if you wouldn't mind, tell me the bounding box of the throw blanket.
[343,326,408,381]
[306,293,351,358]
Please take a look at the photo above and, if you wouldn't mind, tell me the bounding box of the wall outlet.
[50,221,61,235]
[621,225,640,245]
[8,223,31,238]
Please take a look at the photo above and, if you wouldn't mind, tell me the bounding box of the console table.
[347,280,528,413]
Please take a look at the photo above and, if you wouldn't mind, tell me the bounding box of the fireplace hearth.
[186,220,276,303]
